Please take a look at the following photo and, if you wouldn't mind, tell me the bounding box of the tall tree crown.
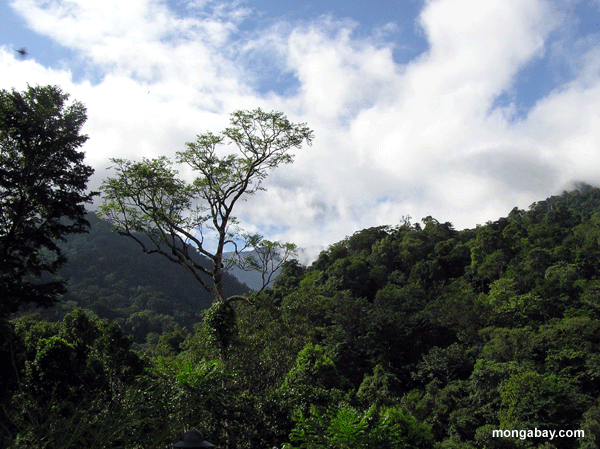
[0,85,97,317]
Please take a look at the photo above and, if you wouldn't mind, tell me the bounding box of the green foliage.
[225,184,600,447]
[119,357,232,448]
[287,402,434,449]
[0,85,97,317]
[414,342,473,384]
[230,185,600,448]
[283,343,343,390]
[202,301,238,356]
[279,343,348,417]
[499,371,583,431]
[3,309,144,448]
[26,335,77,395]
[271,259,307,299]
[580,401,600,449]
[356,365,401,407]
[226,291,315,394]
[12,175,600,448]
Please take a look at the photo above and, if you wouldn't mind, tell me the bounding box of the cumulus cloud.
[3,0,600,263]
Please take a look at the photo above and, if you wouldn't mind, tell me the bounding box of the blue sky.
[2,0,600,263]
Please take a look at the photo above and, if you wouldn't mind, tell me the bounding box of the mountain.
[38,212,253,343]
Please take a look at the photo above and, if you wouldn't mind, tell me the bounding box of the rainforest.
[4,184,600,448]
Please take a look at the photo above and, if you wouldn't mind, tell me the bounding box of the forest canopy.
[5,184,600,448]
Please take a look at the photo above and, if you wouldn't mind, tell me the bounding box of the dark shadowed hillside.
[36,213,253,344]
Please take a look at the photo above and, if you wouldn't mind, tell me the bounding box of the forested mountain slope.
[39,213,252,343]
[222,183,600,448]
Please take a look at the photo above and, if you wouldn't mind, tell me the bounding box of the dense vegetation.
[5,184,600,448]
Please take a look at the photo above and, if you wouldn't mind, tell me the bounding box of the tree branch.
[224,294,254,306]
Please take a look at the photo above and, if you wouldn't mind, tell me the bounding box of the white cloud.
[350,0,557,175]
[3,0,600,265]
[283,17,398,120]
[519,59,600,186]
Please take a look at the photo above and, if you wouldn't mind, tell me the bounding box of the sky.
[2,0,600,264]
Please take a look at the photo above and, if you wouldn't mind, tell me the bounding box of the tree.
[98,109,313,352]
[0,85,97,318]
